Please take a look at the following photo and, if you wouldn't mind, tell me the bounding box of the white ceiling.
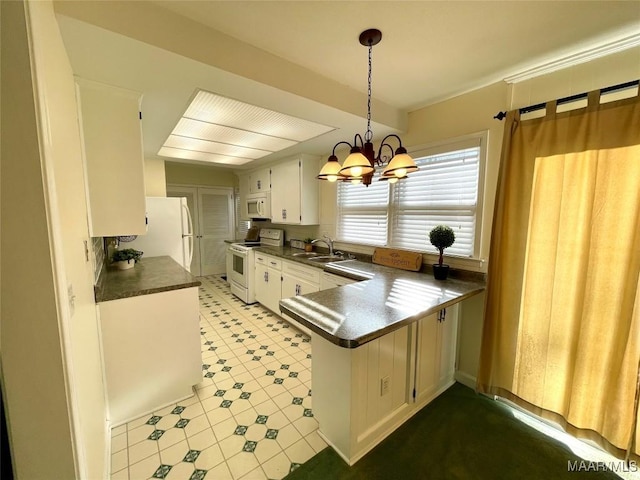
[55,1,640,170]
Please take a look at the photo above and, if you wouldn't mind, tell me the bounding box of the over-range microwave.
[245,192,271,219]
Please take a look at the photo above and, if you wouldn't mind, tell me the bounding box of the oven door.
[229,245,248,288]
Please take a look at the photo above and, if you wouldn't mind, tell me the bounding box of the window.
[337,134,485,258]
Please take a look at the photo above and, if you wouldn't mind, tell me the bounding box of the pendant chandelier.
[317,29,418,186]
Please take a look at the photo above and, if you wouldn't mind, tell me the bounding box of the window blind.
[235,188,250,239]
[336,138,482,257]
[391,147,479,256]
[337,171,389,245]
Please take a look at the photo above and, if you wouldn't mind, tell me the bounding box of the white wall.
[509,47,640,110]
[165,161,238,188]
[1,1,77,476]
[144,157,167,196]
[1,1,108,477]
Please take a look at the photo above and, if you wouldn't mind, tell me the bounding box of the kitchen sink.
[292,252,320,257]
[307,255,346,263]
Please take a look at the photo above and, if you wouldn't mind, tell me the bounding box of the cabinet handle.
[295,284,300,296]
[438,309,447,323]
[257,179,261,190]
[264,271,268,282]
[282,208,287,220]
[270,261,277,266]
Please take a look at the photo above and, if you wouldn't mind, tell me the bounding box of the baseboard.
[109,389,196,428]
[454,371,476,389]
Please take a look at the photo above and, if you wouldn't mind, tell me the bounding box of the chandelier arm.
[332,140,355,156]
[376,142,396,164]
[379,133,404,148]
[352,133,365,149]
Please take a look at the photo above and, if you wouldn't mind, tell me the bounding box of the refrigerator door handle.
[182,203,195,268]
[182,202,194,236]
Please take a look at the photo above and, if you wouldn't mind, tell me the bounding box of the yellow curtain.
[478,88,640,460]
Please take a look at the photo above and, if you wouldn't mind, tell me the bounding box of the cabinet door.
[282,275,319,300]
[255,256,281,313]
[271,160,301,224]
[254,262,269,306]
[438,304,459,388]
[414,307,459,406]
[264,267,282,313]
[249,168,271,193]
[76,78,146,236]
[414,312,440,405]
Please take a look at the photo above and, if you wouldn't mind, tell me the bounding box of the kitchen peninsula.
[278,257,485,465]
[95,256,202,425]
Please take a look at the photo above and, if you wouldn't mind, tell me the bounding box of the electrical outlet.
[380,376,390,396]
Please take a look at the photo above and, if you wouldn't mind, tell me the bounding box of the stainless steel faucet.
[311,234,334,256]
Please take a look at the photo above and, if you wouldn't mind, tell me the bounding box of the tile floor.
[110,275,326,480]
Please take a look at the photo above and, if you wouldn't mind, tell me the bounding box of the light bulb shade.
[317,155,342,180]
[340,148,374,178]
[381,152,418,178]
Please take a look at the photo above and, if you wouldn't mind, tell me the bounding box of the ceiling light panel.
[160,89,336,166]
[158,146,253,165]
[164,135,270,159]
[172,118,297,151]
[185,90,335,141]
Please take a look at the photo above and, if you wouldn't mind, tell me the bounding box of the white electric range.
[227,228,284,304]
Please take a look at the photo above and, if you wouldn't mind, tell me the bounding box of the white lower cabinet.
[254,254,323,315]
[414,304,459,406]
[98,288,202,426]
[281,260,321,298]
[312,305,459,465]
[254,254,282,314]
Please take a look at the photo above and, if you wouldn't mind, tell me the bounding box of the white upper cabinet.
[237,174,250,221]
[249,168,271,194]
[270,154,319,225]
[75,78,146,237]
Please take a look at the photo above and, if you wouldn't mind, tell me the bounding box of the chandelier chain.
[365,43,373,143]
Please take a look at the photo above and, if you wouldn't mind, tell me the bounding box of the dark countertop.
[95,256,201,303]
[257,246,485,349]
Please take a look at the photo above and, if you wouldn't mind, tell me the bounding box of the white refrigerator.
[124,197,194,272]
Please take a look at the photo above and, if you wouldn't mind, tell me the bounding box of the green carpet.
[285,383,618,480]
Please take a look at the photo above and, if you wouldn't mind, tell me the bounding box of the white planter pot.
[115,259,135,270]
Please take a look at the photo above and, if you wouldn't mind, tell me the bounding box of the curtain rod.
[493,79,640,121]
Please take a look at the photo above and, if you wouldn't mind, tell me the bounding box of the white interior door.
[198,187,234,276]
[167,186,200,275]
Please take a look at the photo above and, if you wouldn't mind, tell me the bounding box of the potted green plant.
[429,225,455,280]
[303,237,314,253]
[111,248,143,270]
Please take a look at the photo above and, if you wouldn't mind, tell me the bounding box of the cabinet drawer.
[321,272,357,290]
[283,260,321,284]
[256,254,282,270]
